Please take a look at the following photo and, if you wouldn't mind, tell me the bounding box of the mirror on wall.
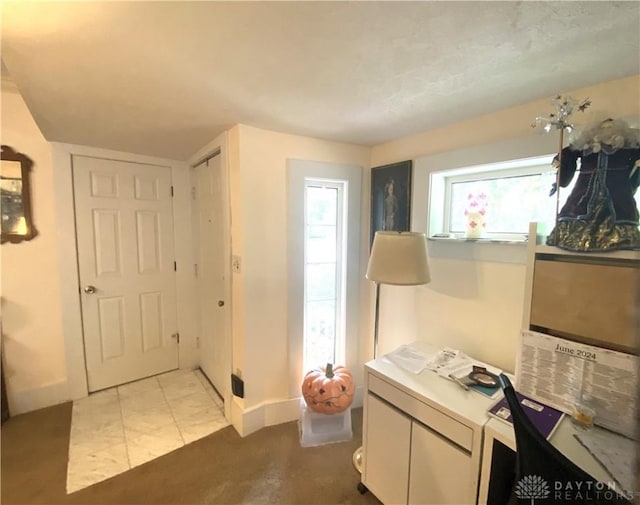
[1,145,37,244]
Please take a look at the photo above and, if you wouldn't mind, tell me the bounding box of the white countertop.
[365,341,498,430]
[485,412,614,484]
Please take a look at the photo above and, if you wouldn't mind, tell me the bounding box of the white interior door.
[74,155,179,392]
[194,155,228,397]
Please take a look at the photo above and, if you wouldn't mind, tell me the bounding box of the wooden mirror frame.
[1,145,37,244]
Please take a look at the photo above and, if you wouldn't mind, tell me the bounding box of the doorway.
[73,155,179,392]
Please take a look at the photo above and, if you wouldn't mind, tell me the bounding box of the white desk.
[478,416,617,504]
[361,345,496,505]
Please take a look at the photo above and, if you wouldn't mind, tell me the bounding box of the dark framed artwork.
[370,160,412,246]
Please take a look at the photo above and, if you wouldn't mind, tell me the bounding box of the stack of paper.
[383,345,503,398]
[383,345,436,374]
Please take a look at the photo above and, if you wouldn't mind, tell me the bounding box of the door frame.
[52,142,197,400]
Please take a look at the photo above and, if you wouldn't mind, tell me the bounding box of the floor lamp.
[354,231,431,475]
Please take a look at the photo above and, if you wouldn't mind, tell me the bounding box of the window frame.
[302,178,347,371]
[430,154,556,241]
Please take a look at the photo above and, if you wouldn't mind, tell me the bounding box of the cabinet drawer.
[369,374,473,452]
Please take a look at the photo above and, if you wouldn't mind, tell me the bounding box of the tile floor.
[66,368,229,494]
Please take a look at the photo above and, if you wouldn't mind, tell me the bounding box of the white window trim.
[286,160,361,399]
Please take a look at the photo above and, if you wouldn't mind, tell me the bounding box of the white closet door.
[194,155,228,397]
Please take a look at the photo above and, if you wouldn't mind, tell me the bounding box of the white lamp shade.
[366,231,431,285]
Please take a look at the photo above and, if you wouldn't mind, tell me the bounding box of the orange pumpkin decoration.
[302,363,355,414]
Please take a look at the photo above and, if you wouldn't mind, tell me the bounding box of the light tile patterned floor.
[66,369,228,494]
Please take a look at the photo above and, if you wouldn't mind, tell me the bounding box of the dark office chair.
[498,374,631,505]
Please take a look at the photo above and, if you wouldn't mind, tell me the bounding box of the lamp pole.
[372,282,381,359]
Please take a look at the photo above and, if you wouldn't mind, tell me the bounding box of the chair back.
[498,374,631,505]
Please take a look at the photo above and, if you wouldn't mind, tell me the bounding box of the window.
[303,181,346,372]
[430,155,579,241]
[287,159,361,394]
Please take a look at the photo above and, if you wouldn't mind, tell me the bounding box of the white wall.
[370,75,640,373]
[1,81,67,414]
[228,124,370,434]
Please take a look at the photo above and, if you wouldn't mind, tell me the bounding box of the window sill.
[428,236,528,246]
[426,235,528,264]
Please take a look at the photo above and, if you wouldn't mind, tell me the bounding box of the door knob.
[83,285,97,294]
[218,300,224,307]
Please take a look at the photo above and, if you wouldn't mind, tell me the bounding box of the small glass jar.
[571,394,595,429]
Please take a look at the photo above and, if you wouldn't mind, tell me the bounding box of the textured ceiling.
[2,1,639,160]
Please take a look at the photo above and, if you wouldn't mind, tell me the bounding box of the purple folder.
[488,392,564,440]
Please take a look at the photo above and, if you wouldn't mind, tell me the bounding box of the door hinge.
[174,261,177,271]
[194,263,198,277]
[172,332,180,344]
[171,185,174,197]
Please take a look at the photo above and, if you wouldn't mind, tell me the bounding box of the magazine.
[488,392,564,440]
[431,348,502,399]
[468,382,501,399]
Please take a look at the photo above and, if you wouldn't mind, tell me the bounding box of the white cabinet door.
[409,421,475,505]
[363,394,411,505]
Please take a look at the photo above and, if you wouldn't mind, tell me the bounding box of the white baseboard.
[6,380,366,427]
[7,379,70,416]
[229,397,288,437]
[353,385,364,409]
[229,386,365,437]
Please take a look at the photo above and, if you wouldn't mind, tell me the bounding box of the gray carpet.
[1,401,381,505]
